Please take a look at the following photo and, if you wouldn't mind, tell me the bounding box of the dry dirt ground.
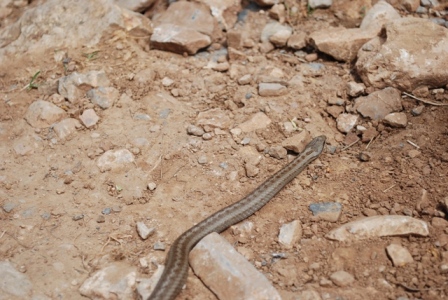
[1,1,448,300]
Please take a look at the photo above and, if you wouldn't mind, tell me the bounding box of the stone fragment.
[432,217,448,228]
[354,87,402,120]
[187,124,205,137]
[238,146,262,166]
[278,220,302,249]
[0,261,33,298]
[402,0,420,12]
[197,108,232,130]
[281,131,310,153]
[136,222,155,240]
[3,202,17,213]
[411,105,424,116]
[238,74,252,85]
[356,18,448,92]
[154,242,165,251]
[190,232,281,300]
[97,149,135,172]
[150,1,215,55]
[361,127,378,142]
[24,100,66,128]
[135,68,156,84]
[245,164,259,177]
[383,112,407,128]
[80,109,99,128]
[115,0,157,12]
[360,1,401,32]
[326,106,344,118]
[237,112,272,133]
[228,47,247,62]
[227,29,242,49]
[268,146,287,159]
[336,113,358,133]
[308,27,376,62]
[346,81,365,97]
[58,70,110,103]
[258,83,288,97]
[269,28,292,47]
[287,32,307,49]
[326,215,429,242]
[386,244,414,266]
[260,22,292,44]
[79,262,136,300]
[136,265,164,300]
[269,4,286,23]
[53,118,82,139]
[330,270,355,287]
[13,134,43,156]
[87,87,119,109]
[309,202,342,222]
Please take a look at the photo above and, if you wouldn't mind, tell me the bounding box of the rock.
[361,127,378,142]
[136,265,164,300]
[402,0,420,12]
[80,109,100,128]
[268,146,287,159]
[245,163,259,177]
[238,146,262,166]
[383,112,407,128]
[258,83,288,97]
[411,105,424,116]
[150,1,215,55]
[336,113,358,133]
[136,222,155,240]
[326,106,344,118]
[58,70,110,103]
[13,134,44,156]
[197,108,232,130]
[79,262,136,300]
[269,28,292,47]
[308,0,332,9]
[87,86,119,109]
[281,130,310,153]
[278,220,302,249]
[269,4,286,24]
[309,202,342,222]
[3,202,17,213]
[115,0,156,12]
[330,270,355,287]
[386,244,414,266]
[53,118,82,139]
[356,18,448,92]
[287,32,307,49]
[0,0,152,63]
[201,0,240,31]
[346,81,365,97]
[359,1,400,32]
[261,22,292,44]
[135,68,156,84]
[24,100,66,128]
[432,217,448,228]
[190,232,281,300]
[154,242,165,251]
[0,261,33,298]
[237,112,272,133]
[187,124,205,137]
[326,215,429,242]
[97,149,135,172]
[354,87,402,120]
[308,27,376,62]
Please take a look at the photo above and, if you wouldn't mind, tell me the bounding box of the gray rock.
[58,71,110,103]
[79,262,136,300]
[386,244,414,266]
[190,232,281,300]
[136,222,155,240]
[261,22,292,44]
[354,87,402,120]
[258,82,288,97]
[287,32,307,50]
[308,0,332,9]
[281,130,310,153]
[187,124,205,137]
[24,100,66,128]
[0,261,33,298]
[154,242,165,251]
[278,220,302,249]
[360,0,400,32]
[268,146,287,159]
[346,81,365,97]
[13,134,44,156]
[87,86,119,109]
[114,0,156,12]
[383,112,407,128]
[79,109,99,128]
[53,118,81,139]
[336,113,358,133]
[309,202,342,222]
[330,270,355,287]
[97,149,135,172]
[3,202,17,213]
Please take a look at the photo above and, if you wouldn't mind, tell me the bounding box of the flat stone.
[258,83,288,97]
[354,87,402,120]
[278,220,302,249]
[383,112,407,128]
[326,215,429,242]
[190,232,281,300]
[330,270,355,287]
[287,32,307,49]
[197,108,232,130]
[58,70,110,103]
[261,22,292,44]
[86,86,119,109]
[281,130,310,154]
[79,262,136,300]
[309,202,342,222]
[53,118,82,139]
[326,105,344,118]
[80,109,99,128]
[0,261,33,298]
[136,222,155,240]
[97,149,135,172]
[356,17,448,92]
[336,113,358,133]
[24,100,66,128]
[386,244,414,266]
[360,1,401,32]
[346,81,365,97]
[237,112,272,133]
[269,28,292,47]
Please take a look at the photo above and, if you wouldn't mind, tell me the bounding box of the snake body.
[147,135,326,300]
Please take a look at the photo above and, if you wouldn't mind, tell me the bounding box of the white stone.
[136,222,155,240]
[0,261,33,298]
[53,118,81,139]
[386,244,414,266]
[80,109,99,128]
[336,113,358,133]
[24,100,66,128]
[278,220,302,249]
[58,70,110,103]
[97,149,135,172]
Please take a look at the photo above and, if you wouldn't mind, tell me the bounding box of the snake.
[147,135,327,300]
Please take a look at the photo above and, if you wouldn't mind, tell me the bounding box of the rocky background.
[1,0,448,299]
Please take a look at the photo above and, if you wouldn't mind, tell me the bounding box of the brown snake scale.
[147,135,326,300]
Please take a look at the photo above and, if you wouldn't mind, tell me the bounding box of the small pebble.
[359,152,371,162]
[41,212,51,220]
[198,156,208,164]
[202,132,213,140]
[102,207,111,215]
[136,222,155,240]
[96,215,106,223]
[154,242,165,251]
[187,124,205,136]
[147,182,157,191]
[73,214,84,221]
